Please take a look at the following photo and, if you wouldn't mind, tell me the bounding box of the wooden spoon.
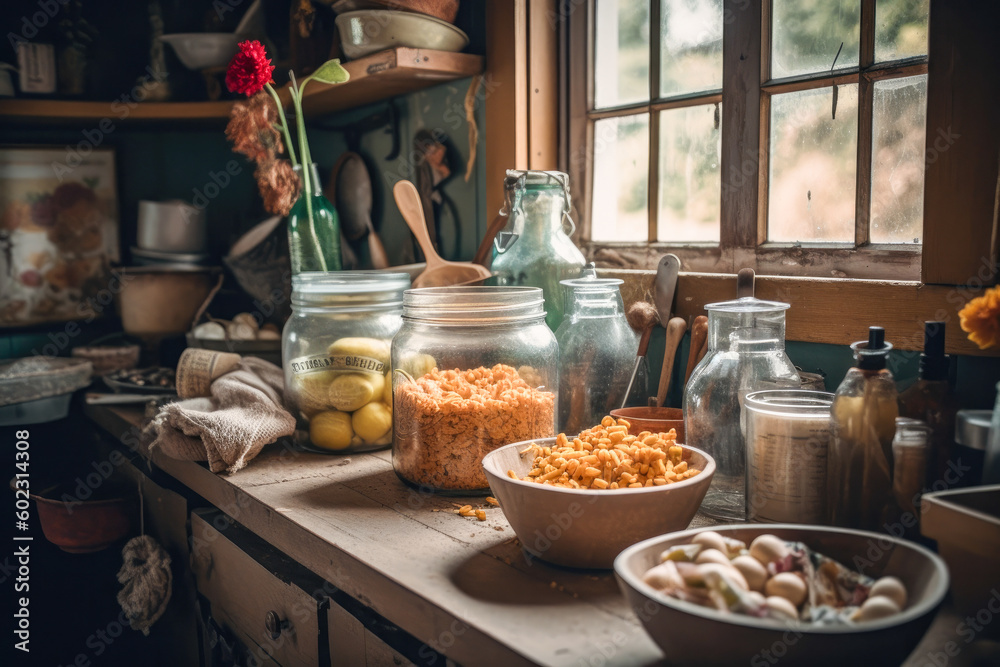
[656,317,688,407]
[393,180,492,288]
[685,315,709,384]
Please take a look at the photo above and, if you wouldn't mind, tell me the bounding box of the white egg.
[764,572,807,607]
[765,595,800,621]
[642,561,683,591]
[692,530,728,553]
[853,595,901,622]
[749,534,790,566]
[731,555,768,592]
[697,563,749,591]
[869,576,907,609]
[695,548,732,566]
[745,591,766,606]
[193,321,226,340]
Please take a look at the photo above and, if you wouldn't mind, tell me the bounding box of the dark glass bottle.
[898,321,958,488]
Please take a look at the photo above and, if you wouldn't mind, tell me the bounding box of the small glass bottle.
[898,321,958,488]
[490,170,587,330]
[684,297,800,521]
[555,278,640,433]
[891,417,931,538]
[288,163,342,274]
[827,327,899,530]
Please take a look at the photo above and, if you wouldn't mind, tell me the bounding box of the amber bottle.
[898,321,958,488]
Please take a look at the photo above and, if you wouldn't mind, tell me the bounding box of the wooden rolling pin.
[685,315,709,384]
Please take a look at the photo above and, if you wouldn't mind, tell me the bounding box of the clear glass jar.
[490,170,587,330]
[745,390,834,524]
[391,286,558,494]
[984,382,1000,484]
[684,297,800,521]
[827,327,899,530]
[891,417,931,536]
[282,272,410,453]
[555,278,640,433]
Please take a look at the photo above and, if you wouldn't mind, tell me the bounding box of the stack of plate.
[131,246,212,268]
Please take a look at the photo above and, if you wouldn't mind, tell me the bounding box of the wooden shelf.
[0,48,484,126]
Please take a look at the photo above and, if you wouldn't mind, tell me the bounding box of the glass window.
[875,0,929,62]
[591,114,650,242]
[771,0,860,78]
[660,0,724,97]
[768,84,859,242]
[657,104,722,242]
[870,75,928,244]
[594,0,650,108]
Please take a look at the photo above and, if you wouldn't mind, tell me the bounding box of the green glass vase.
[288,163,342,274]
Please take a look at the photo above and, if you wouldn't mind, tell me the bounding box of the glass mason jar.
[391,286,558,494]
[282,272,410,453]
[745,390,834,524]
[490,170,587,330]
[288,163,342,274]
[555,278,641,433]
[684,297,800,521]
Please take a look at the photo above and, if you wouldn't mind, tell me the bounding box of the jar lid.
[403,286,545,324]
[504,170,569,192]
[744,389,834,416]
[955,410,993,451]
[559,277,623,292]
[291,271,411,308]
[704,296,791,313]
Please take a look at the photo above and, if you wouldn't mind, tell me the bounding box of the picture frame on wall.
[0,145,120,327]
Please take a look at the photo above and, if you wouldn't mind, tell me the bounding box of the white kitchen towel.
[146,357,295,474]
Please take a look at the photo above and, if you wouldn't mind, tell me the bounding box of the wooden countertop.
[84,404,989,667]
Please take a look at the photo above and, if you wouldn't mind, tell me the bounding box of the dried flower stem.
[264,82,297,168]
[288,72,324,271]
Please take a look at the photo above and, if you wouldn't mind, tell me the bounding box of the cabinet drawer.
[191,511,321,667]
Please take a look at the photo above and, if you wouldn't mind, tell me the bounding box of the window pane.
[870,75,927,244]
[657,104,721,242]
[875,0,929,63]
[772,0,860,78]
[660,0,723,98]
[594,0,650,108]
[768,85,859,243]
[591,114,650,242]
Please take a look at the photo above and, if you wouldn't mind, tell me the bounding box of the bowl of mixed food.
[481,416,715,569]
[614,525,949,666]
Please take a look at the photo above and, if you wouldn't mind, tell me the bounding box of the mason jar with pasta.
[391,286,558,494]
[282,272,410,453]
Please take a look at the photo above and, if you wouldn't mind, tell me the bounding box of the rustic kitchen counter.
[84,404,986,667]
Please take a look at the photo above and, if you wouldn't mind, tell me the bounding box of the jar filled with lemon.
[282,272,410,453]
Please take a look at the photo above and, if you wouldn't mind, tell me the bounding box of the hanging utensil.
[620,302,660,410]
[327,152,390,269]
[656,317,688,407]
[393,180,492,288]
[685,315,709,385]
[472,213,511,268]
[737,267,755,298]
[653,253,681,405]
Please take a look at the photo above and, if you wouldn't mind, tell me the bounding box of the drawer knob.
[265,611,289,640]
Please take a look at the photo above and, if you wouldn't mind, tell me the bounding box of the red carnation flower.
[226,40,275,96]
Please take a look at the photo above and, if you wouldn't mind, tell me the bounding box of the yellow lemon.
[309,411,354,450]
[352,401,392,443]
[327,373,382,412]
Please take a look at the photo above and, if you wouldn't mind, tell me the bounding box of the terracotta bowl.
[610,406,685,443]
[32,491,134,553]
[615,524,949,667]
[482,438,715,569]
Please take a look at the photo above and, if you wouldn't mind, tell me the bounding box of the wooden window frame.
[568,0,937,280]
[486,0,999,356]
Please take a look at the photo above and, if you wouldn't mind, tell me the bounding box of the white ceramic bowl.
[160,34,240,70]
[615,524,949,666]
[481,437,715,569]
[334,10,469,60]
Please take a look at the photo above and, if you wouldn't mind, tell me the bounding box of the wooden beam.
[527,0,560,169]
[921,0,1000,286]
[721,0,763,250]
[485,0,529,222]
[606,269,999,357]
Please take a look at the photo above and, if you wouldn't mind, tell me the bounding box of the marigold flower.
[226,40,275,96]
[959,285,1000,350]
